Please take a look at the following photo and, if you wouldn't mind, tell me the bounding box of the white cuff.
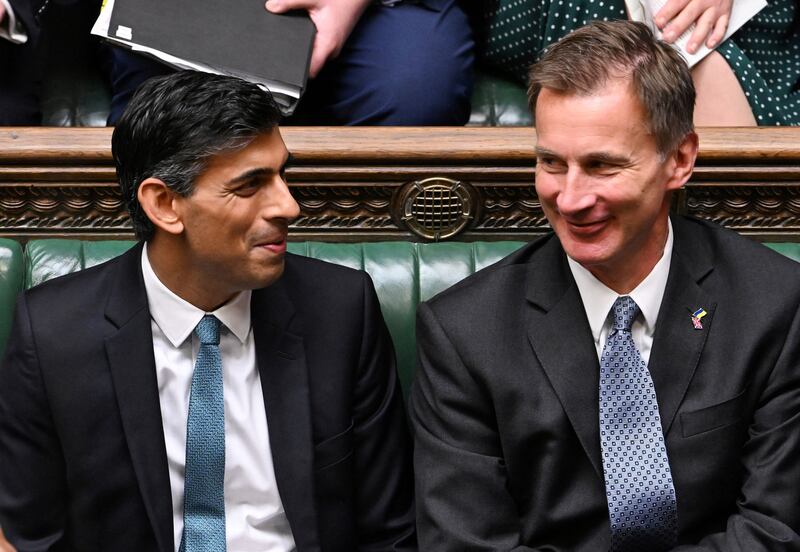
[0,0,28,44]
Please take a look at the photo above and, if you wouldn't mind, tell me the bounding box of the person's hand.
[0,3,7,26]
[265,0,371,78]
[0,528,17,552]
[654,0,732,54]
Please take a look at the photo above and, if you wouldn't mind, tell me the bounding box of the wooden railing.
[1,127,799,241]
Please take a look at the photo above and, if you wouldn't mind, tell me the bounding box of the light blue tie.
[599,296,677,551]
[181,315,226,552]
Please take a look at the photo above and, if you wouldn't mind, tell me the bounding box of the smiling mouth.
[254,235,288,253]
[565,218,609,235]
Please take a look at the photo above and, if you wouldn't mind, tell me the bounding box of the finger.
[661,0,704,42]
[0,4,6,24]
[0,528,15,552]
[308,36,334,78]
[654,0,690,29]
[265,0,318,14]
[686,8,716,53]
[706,12,729,48]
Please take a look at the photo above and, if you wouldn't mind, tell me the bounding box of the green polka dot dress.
[481,0,800,125]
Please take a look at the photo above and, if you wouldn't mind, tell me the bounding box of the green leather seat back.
[765,243,800,263]
[0,240,24,363]
[3,239,527,395]
[24,240,137,288]
[286,241,526,392]
[468,70,533,126]
[4,239,800,395]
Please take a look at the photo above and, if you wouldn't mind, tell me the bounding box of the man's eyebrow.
[535,147,629,165]
[227,168,271,186]
[226,153,294,186]
[580,151,631,165]
[534,147,560,157]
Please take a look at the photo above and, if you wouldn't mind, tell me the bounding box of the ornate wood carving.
[0,184,129,236]
[683,185,800,235]
[1,127,799,241]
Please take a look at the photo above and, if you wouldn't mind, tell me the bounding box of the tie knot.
[611,296,639,332]
[195,315,220,345]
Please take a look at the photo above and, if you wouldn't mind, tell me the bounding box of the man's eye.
[591,162,618,173]
[234,180,261,195]
[538,158,564,171]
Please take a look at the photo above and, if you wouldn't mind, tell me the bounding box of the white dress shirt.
[141,245,296,552]
[567,219,674,365]
[0,0,27,43]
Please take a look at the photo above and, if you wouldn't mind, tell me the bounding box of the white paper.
[625,0,767,67]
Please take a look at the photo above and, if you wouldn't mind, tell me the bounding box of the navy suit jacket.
[412,216,800,550]
[0,242,416,552]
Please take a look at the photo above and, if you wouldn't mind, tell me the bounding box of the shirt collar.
[566,218,674,342]
[141,244,252,347]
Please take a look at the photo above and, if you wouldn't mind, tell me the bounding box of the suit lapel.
[648,217,716,435]
[525,238,605,476]
[103,243,173,552]
[251,278,320,551]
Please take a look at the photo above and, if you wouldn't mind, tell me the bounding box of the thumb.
[265,0,317,14]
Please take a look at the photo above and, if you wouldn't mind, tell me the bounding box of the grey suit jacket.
[412,216,800,551]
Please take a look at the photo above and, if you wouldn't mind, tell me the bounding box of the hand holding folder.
[266,0,371,78]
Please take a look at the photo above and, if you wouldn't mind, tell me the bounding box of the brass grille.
[393,177,478,241]
[410,186,463,231]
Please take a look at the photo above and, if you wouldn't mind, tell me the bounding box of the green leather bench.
[0,239,527,394]
[3,239,800,393]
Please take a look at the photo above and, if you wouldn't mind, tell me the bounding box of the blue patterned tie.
[181,315,226,552]
[599,296,677,551]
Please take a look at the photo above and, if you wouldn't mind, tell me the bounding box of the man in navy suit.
[0,71,415,551]
[412,20,800,551]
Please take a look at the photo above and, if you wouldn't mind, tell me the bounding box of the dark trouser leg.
[0,37,45,125]
[102,46,174,125]
[290,0,475,125]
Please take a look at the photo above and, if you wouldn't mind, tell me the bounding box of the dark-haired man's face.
[170,128,299,306]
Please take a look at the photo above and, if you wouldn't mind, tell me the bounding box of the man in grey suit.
[411,20,800,551]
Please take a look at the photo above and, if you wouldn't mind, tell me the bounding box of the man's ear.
[665,131,699,191]
[137,178,185,235]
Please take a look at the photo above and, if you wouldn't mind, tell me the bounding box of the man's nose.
[556,169,596,215]
[265,177,301,221]
[281,183,301,221]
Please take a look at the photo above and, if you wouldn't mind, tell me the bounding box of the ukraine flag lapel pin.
[689,307,707,330]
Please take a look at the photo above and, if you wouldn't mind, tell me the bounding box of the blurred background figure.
[1,0,475,126]
[478,0,799,125]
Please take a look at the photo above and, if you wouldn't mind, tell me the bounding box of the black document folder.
[102,0,315,113]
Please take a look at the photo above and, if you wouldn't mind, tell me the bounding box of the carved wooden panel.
[682,184,800,238]
[1,127,799,241]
